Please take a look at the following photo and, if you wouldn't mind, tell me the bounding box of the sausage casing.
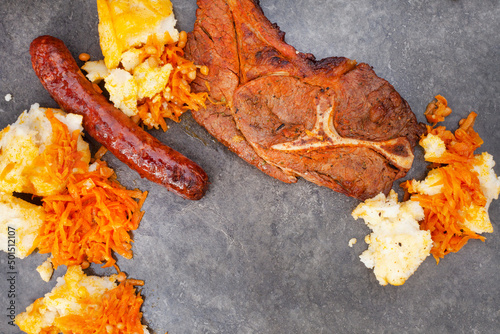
[30,35,209,200]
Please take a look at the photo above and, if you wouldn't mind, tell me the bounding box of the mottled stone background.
[0,0,499,333]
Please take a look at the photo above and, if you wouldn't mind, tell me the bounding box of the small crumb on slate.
[5,93,12,101]
[348,238,357,247]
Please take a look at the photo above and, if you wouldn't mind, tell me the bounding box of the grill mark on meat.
[186,0,424,200]
[229,5,243,88]
[199,25,214,43]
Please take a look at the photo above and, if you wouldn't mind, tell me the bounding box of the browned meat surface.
[185,0,424,200]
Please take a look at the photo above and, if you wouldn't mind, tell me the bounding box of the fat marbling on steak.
[185,0,424,200]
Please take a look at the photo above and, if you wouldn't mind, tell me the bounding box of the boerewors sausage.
[30,35,209,200]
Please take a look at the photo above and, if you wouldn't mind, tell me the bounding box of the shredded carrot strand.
[94,145,108,161]
[135,34,208,130]
[405,163,486,262]
[402,102,487,263]
[53,280,145,334]
[424,94,452,124]
[35,160,148,269]
[32,109,85,184]
[424,112,483,165]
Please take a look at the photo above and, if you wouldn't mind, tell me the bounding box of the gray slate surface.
[0,1,499,333]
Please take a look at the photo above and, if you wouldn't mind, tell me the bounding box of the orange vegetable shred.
[49,280,145,334]
[424,94,452,124]
[35,158,147,270]
[136,34,208,131]
[402,97,487,263]
[20,111,149,333]
[37,109,87,184]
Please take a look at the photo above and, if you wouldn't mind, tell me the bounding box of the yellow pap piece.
[0,192,45,259]
[97,0,178,69]
[0,104,90,196]
[352,190,432,286]
[15,266,150,334]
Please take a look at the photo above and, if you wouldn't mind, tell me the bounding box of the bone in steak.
[185,0,424,200]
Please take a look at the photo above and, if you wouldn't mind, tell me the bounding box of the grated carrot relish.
[136,34,208,131]
[52,280,146,334]
[424,94,452,124]
[35,159,148,270]
[30,109,88,192]
[402,97,487,262]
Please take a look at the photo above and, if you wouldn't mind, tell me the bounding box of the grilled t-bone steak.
[185,0,424,200]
